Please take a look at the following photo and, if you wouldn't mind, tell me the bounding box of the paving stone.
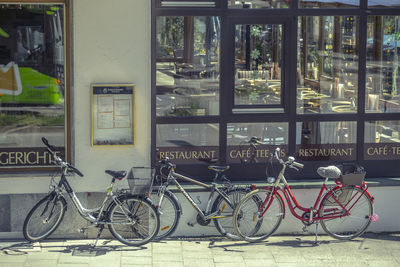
[213,254,245,264]
[24,259,58,266]
[0,263,24,267]
[183,258,215,267]
[121,256,152,265]
[0,254,27,263]
[182,250,213,259]
[152,261,184,267]
[152,252,183,262]
[244,258,277,266]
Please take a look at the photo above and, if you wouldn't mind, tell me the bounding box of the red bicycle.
[233,140,376,242]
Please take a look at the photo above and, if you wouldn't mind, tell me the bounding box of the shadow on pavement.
[1,239,149,257]
[0,241,34,255]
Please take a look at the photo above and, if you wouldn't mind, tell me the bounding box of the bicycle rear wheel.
[320,186,373,240]
[212,187,255,240]
[108,195,159,246]
[23,194,66,242]
[233,188,284,242]
[150,189,181,240]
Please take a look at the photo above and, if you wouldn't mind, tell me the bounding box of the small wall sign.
[91,84,135,146]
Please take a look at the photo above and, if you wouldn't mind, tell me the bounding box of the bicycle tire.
[150,189,181,240]
[233,188,284,242]
[212,187,255,240]
[320,186,373,240]
[23,193,66,242]
[108,195,160,246]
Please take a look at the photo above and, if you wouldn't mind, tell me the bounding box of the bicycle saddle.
[317,166,341,179]
[105,170,127,180]
[208,165,230,173]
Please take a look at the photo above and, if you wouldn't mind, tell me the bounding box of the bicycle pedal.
[302,226,309,233]
[187,221,196,227]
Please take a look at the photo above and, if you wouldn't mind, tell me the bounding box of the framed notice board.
[91,84,135,146]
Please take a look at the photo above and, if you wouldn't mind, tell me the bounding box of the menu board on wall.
[91,84,135,146]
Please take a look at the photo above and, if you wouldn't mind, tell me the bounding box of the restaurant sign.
[227,145,288,163]
[296,144,356,161]
[0,147,64,167]
[157,146,219,164]
[364,143,400,160]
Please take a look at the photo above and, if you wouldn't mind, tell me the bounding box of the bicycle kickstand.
[314,223,319,245]
[92,225,105,248]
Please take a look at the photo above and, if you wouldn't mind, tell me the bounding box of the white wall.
[167,186,398,237]
[0,0,151,194]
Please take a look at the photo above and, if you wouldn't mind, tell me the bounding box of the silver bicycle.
[23,137,160,247]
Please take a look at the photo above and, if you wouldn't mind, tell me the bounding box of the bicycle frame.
[54,168,130,225]
[159,167,234,221]
[259,163,372,223]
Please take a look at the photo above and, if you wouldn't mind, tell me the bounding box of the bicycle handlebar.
[160,157,176,169]
[41,137,84,177]
[247,137,304,169]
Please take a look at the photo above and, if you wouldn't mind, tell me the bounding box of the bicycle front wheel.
[233,188,284,242]
[108,196,160,246]
[151,189,181,240]
[23,194,66,242]
[320,186,373,240]
[212,187,254,240]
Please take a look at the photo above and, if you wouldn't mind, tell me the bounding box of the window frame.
[227,17,290,113]
[0,0,71,173]
[151,0,400,181]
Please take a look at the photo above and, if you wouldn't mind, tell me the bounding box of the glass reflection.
[0,4,65,151]
[228,0,289,8]
[235,24,283,107]
[365,120,400,160]
[366,16,400,113]
[296,121,357,161]
[297,16,359,114]
[156,124,219,164]
[369,0,400,8]
[156,16,220,117]
[227,122,288,163]
[300,0,359,8]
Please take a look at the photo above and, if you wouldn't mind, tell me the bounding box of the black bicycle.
[151,157,261,240]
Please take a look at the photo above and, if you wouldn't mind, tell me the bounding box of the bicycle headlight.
[267,177,276,184]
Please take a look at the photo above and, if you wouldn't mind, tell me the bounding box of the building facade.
[0,0,399,238]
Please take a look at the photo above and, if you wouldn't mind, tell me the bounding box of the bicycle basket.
[337,163,365,186]
[127,167,155,196]
[338,172,365,186]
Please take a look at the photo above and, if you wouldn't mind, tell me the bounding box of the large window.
[234,24,283,109]
[156,16,220,117]
[297,16,359,114]
[366,16,400,113]
[152,1,400,180]
[0,3,68,169]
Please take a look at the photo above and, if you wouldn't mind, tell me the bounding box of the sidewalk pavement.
[0,233,399,267]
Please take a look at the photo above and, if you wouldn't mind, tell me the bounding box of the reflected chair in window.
[365,121,382,143]
[367,94,380,112]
